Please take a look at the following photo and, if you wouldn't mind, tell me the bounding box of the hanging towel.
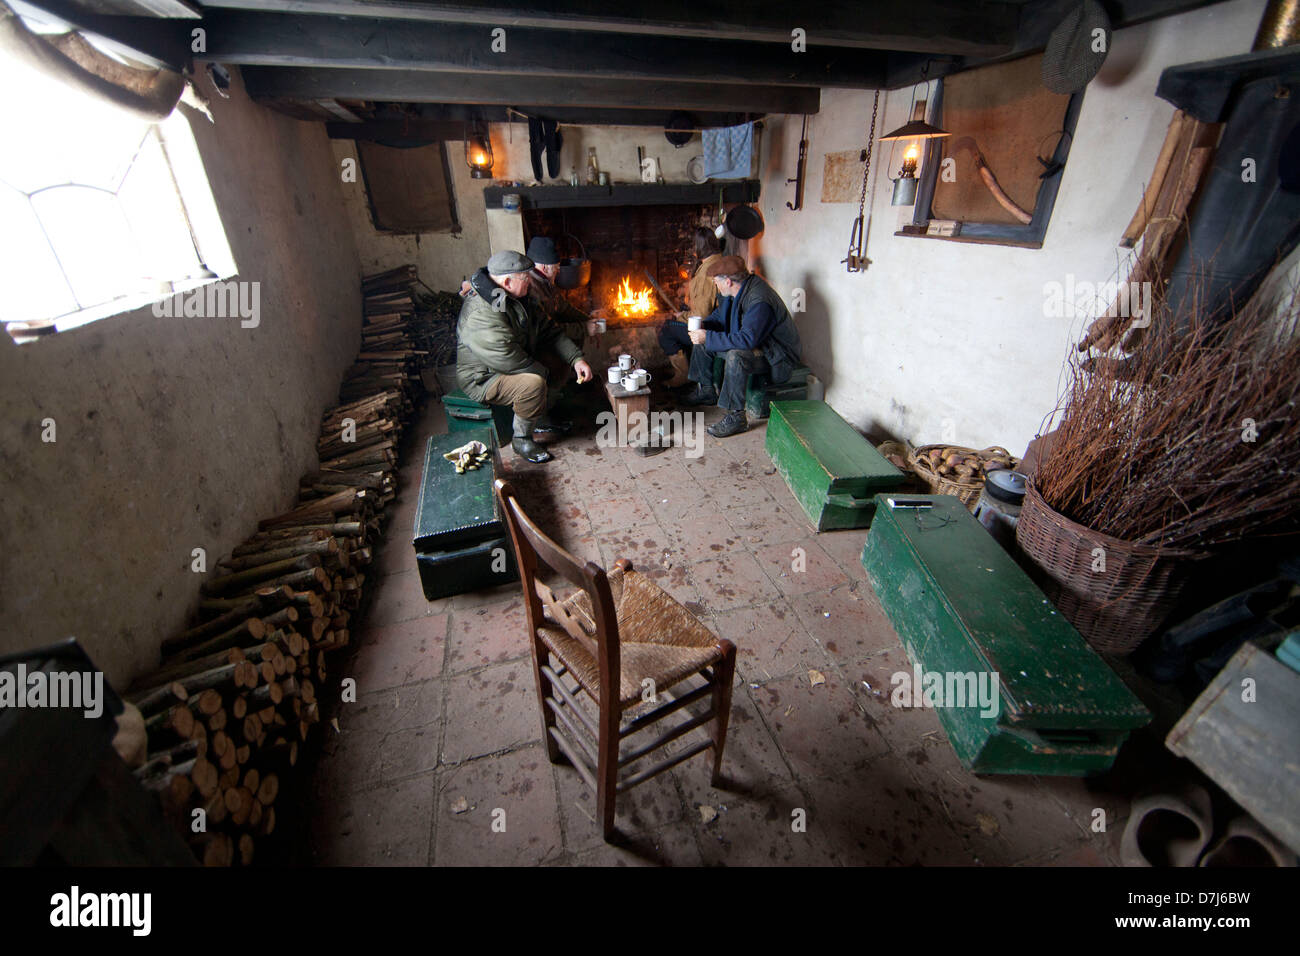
[702,122,753,180]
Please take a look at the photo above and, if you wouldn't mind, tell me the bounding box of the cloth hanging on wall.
[702,122,753,179]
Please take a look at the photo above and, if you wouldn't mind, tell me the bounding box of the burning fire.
[614,276,655,318]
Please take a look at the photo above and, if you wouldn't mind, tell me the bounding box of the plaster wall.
[751,0,1266,454]
[0,70,361,687]
[333,122,731,290]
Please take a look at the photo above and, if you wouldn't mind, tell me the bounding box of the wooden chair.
[494,478,737,841]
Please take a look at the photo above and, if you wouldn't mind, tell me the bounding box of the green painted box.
[443,388,513,442]
[764,400,905,531]
[861,494,1150,775]
[413,427,518,600]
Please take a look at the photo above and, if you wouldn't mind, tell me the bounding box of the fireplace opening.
[524,203,711,329]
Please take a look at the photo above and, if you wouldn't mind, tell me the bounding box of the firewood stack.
[342,265,427,406]
[125,265,444,866]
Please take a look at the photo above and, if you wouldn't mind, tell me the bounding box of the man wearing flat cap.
[524,236,602,345]
[457,250,594,463]
[681,256,802,438]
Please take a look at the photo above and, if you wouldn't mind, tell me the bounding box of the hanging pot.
[554,234,591,289]
[725,203,764,240]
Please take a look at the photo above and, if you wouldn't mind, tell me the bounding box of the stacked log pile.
[127,267,439,865]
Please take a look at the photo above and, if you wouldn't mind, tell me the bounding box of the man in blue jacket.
[681,256,802,437]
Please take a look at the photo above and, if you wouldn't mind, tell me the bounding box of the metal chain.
[856,91,881,221]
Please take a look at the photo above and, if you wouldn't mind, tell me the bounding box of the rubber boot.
[664,351,690,388]
[511,415,551,463]
[1120,783,1213,867]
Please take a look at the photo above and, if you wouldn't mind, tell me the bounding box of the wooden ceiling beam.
[241,67,821,114]
[198,0,1019,56]
[196,10,885,88]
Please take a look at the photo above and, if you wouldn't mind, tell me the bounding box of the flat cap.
[706,255,748,278]
[525,236,560,265]
[487,250,533,275]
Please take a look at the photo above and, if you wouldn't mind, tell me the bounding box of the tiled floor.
[305,391,1149,866]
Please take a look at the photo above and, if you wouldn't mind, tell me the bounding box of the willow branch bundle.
[1036,281,1300,551]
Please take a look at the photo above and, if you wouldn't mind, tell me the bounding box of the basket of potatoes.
[908,444,1019,511]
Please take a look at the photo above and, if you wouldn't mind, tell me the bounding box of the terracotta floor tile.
[658,510,741,568]
[816,529,872,579]
[311,773,434,866]
[434,746,564,866]
[341,680,441,735]
[688,551,783,613]
[788,581,902,661]
[349,615,446,691]
[586,493,656,533]
[445,597,530,673]
[597,520,673,570]
[750,671,890,780]
[752,537,849,597]
[441,659,540,764]
[365,569,442,627]
[807,754,972,865]
[566,825,704,867]
[711,600,827,683]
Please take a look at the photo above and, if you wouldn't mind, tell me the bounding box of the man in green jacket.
[456,250,594,463]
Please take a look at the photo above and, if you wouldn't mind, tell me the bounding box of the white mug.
[607,366,621,384]
[620,375,640,391]
[592,318,607,333]
[687,315,703,332]
[631,369,651,387]
[618,353,638,371]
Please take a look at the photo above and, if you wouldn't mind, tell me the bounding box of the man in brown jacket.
[658,228,725,387]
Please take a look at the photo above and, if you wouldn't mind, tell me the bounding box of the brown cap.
[706,255,748,278]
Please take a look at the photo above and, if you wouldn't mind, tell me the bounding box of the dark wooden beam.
[10,0,191,70]
[482,181,761,209]
[196,10,885,88]
[886,0,1234,88]
[199,0,1019,56]
[241,67,821,113]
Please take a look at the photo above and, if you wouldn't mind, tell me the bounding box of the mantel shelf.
[483,181,759,210]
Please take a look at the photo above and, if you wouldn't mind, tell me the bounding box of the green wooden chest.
[764,400,905,531]
[412,427,518,600]
[443,388,513,442]
[861,494,1150,774]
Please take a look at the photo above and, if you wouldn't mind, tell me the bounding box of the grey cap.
[487,250,533,275]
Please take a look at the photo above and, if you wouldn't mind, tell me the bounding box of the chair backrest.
[494,479,620,700]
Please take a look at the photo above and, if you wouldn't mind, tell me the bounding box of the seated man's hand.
[459,279,473,297]
[585,319,603,336]
[573,359,594,383]
[688,329,707,346]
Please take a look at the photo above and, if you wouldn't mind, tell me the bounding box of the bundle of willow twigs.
[1036,281,1300,551]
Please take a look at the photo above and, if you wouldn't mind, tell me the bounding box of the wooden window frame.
[899,79,1085,249]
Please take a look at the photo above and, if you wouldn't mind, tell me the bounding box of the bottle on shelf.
[586,147,600,185]
[570,165,579,187]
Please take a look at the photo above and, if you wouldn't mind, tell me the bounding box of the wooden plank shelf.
[483,180,760,210]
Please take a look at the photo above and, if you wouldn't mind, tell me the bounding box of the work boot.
[532,416,573,442]
[511,436,552,462]
[680,383,718,406]
[707,409,747,438]
[512,415,552,462]
[663,351,691,388]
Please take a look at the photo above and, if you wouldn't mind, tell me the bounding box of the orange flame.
[614,276,655,317]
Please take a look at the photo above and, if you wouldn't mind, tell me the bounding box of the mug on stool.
[607,366,622,384]
[630,369,651,389]
[618,353,638,371]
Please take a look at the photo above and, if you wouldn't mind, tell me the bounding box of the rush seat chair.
[494,478,737,841]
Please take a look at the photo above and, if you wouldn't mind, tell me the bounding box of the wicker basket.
[876,440,913,473]
[1015,482,1206,656]
[909,444,1018,512]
